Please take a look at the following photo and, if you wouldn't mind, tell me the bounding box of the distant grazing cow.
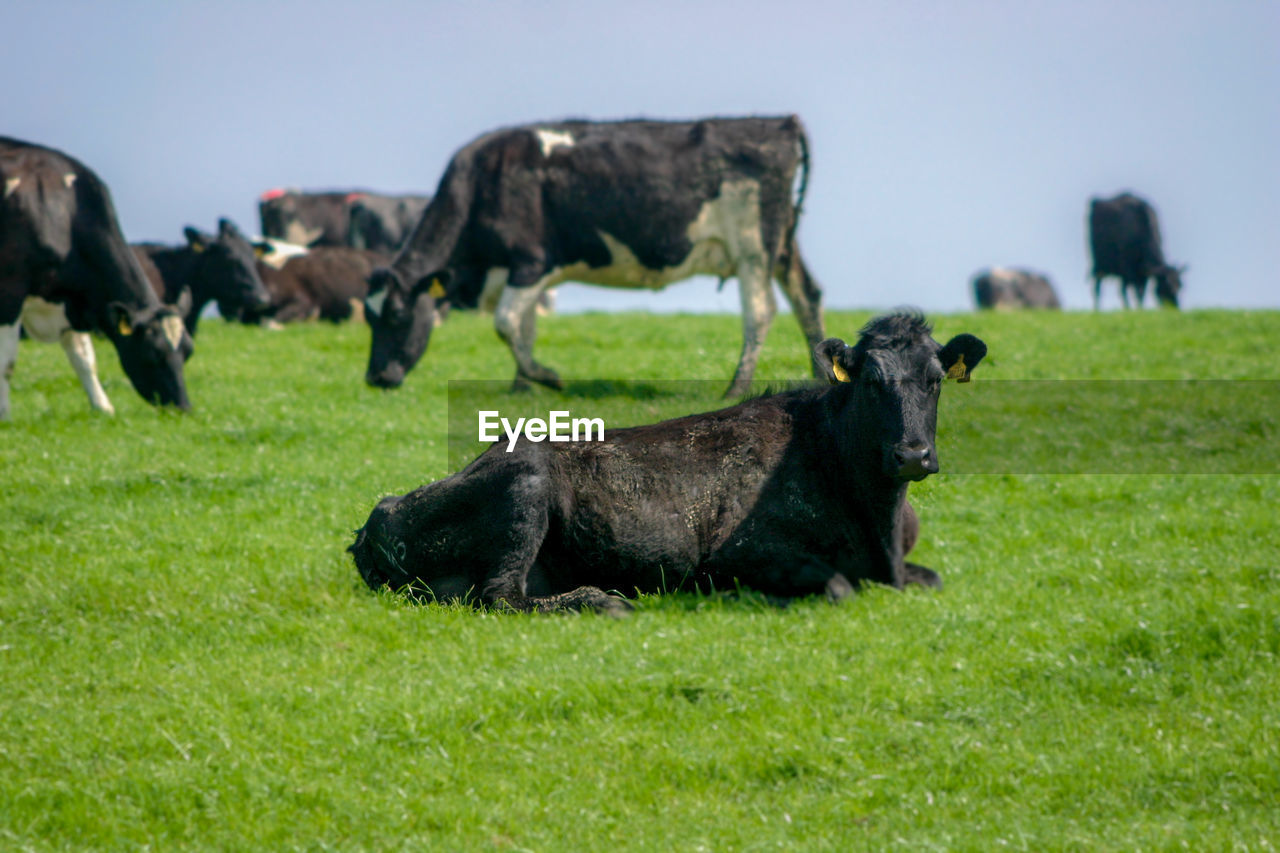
[972,267,1060,310]
[1,136,192,419]
[349,313,987,613]
[362,116,825,397]
[346,193,430,252]
[132,218,270,333]
[246,247,390,324]
[1088,193,1184,309]
[259,189,430,251]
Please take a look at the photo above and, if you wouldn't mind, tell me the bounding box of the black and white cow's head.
[183,219,271,319]
[815,313,986,483]
[362,267,444,388]
[108,302,194,410]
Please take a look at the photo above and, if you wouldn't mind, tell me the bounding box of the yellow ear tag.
[946,353,968,382]
[117,316,133,336]
[832,362,851,383]
[190,243,205,254]
[428,279,446,299]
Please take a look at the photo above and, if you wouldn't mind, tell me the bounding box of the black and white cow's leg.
[20,296,114,415]
[59,330,115,415]
[494,280,563,392]
[776,247,826,379]
[0,320,19,421]
[725,257,776,398]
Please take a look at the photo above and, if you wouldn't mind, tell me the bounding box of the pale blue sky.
[6,0,1277,312]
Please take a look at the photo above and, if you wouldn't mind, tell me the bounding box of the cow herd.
[1,115,1182,611]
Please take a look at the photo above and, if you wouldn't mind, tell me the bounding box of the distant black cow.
[972,267,1061,310]
[259,188,430,251]
[132,218,270,334]
[244,246,390,325]
[362,116,825,397]
[1088,193,1184,309]
[350,313,987,613]
[1,136,192,419]
[346,193,431,252]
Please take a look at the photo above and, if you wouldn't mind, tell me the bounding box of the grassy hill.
[2,308,1277,849]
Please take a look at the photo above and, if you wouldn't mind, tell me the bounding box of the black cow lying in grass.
[350,312,986,613]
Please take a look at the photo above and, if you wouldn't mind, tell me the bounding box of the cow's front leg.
[60,330,114,415]
[726,257,776,397]
[524,586,633,615]
[902,562,942,588]
[494,280,563,392]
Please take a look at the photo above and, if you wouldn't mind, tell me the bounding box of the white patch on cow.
[19,296,72,343]
[283,221,323,247]
[3,176,19,198]
[535,129,575,157]
[548,178,760,290]
[161,315,185,351]
[364,287,388,319]
[63,173,77,189]
[255,236,309,269]
[478,267,510,312]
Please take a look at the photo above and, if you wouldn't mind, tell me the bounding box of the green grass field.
[2,307,1277,850]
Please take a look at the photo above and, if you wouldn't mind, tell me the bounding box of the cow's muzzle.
[366,363,406,389]
[894,444,938,482]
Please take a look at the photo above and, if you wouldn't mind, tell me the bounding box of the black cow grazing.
[1088,192,1184,309]
[259,189,430,251]
[362,116,826,397]
[972,267,1061,310]
[346,193,431,253]
[1,136,192,419]
[245,246,390,324]
[350,313,987,613]
[132,218,270,334]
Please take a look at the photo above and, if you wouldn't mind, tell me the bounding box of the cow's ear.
[939,334,988,383]
[184,227,207,253]
[814,338,855,384]
[174,286,193,318]
[110,302,135,336]
[252,241,271,259]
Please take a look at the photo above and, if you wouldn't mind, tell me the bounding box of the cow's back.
[1,139,80,269]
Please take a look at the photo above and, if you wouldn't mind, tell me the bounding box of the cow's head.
[363,267,443,388]
[815,313,986,483]
[109,302,194,410]
[183,219,271,319]
[1154,264,1184,308]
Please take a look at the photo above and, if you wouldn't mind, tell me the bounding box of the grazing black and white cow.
[345,193,431,253]
[350,313,986,613]
[132,218,271,333]
[245,246,390,324]
[972,267,1061,310]
[1088,192,1184,309]
[362,116,825,397]
[1,136,192,419]
[258,189,430,251]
